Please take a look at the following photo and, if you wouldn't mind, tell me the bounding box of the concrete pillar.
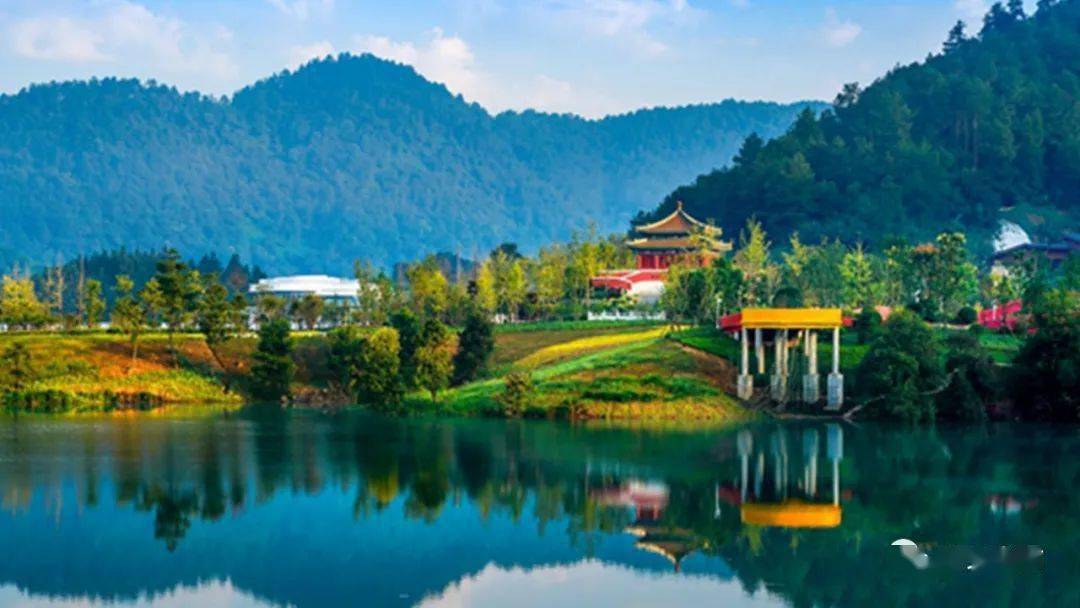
[827,326,844,410]
[754,329,765,375]
[738,328,753,399]
[770,331,787,401]
[803,330,821,403]
[827,424,843,506]
[737,430,752,503]
[802,428,819,498]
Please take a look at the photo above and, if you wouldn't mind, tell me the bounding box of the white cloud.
[6,2,238,89]
[955,0,991,25]
[540,0,697,57]
[821,8,861,47]
[9,17,108,62]
[354,28,483,102]
[266,0,335,21]
[288,41,335,69]
[352,29,621,117]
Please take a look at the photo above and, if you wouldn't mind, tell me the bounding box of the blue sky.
[0,1,1025,117]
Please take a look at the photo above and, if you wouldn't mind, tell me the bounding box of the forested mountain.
[0,54,819,274]
[647,0,1080,255]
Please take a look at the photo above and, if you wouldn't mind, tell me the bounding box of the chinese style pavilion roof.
[634,201,714,236]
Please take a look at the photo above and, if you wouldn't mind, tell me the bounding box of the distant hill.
[0,54,821,273]
[646,0,1080,255]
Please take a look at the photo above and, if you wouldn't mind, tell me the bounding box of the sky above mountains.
[0,0,1031,118]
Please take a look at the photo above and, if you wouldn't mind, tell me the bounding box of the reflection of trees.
[3,413,1079,605]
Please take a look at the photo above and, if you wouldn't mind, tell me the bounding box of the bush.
[249,317,294,402]
[854,311,944,423]
[954,306,977,325]
[1010,290,1080,421]
[326,326,366,395]
[936,331,998,421]
[497,370,534,417]
[357,327,403,412]
[415,320,458,401]
[390,310,421,389]
[0,342,36,390]
[854,307,882,345]
[452,306,494,386]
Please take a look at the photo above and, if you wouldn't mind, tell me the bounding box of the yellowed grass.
[514,327,670,369]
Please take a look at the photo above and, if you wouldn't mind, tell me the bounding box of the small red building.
[591,202,731,302]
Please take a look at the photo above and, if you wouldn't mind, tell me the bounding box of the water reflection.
[1,411,1078,607]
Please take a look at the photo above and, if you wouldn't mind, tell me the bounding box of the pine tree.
[250,317,294,402]
[452,305,494,385]
[111,275,146,363]
[82,279,105,328]
[943,20,966,53]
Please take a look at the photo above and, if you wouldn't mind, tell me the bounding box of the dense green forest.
[648,0,1080,256]
[0,54,818,274]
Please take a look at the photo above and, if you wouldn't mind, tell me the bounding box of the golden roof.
[740,308,844,329]
[635,201,716,236]
[740,500,842,528]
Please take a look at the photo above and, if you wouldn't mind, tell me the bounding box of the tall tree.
[415,319,458,401]
[0,273,48,330]
[197,276,239,385]
[82,279,105,328]
[249,317,294,402]
[111,275,146,363]
[356,327,403,411]
[406,256,450,320]
[452,305,495,385]
[291,294,325,330]
[943,20,967,52]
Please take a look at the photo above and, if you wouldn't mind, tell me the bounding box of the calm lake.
[1,409,1077,607]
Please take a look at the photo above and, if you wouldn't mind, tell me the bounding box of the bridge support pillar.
[803,330,820,402]
[737,328,753,400]
[826,327,843,410]
[754,329,765,375]
[770,330,788,402]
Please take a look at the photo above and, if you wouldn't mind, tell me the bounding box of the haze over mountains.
[0,55,820,273]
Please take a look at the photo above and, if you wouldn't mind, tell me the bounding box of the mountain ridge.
[0,54,822,273]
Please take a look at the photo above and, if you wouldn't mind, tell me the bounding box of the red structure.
[978,300,1024,331]
[590,202,731,298]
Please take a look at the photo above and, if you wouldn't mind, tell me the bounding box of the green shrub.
[954,306,977,325]
[250,317,294,402]
[496,370,534,417]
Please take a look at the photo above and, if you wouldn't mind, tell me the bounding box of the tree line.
[648,0,1079,257]
[661,217,1079,423]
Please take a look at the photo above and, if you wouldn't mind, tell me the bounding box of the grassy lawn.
[438,334,749,422]
[491,322,671,369]
[0,332,241,411]
[931,328,1023,364]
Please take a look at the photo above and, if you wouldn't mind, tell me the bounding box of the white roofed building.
[249,275,361,302]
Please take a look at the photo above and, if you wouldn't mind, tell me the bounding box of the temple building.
[591,202,731,304]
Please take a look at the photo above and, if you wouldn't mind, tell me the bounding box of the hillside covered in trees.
[648,0,1080,255]
[0,54,819,274]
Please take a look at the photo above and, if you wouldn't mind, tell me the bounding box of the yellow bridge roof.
[741,308,843,329]
[740,500,842,528]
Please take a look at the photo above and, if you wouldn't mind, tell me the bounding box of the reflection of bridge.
[722,308,846,409]
[590,425,848,571]
[719,424,846,529]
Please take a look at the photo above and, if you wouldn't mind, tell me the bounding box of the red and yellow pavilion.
[591,202,731,301]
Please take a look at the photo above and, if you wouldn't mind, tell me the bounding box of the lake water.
[1,409,1077,607]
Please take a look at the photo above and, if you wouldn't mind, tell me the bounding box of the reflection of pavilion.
[590,480,700,572]
[720,424,845,529]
